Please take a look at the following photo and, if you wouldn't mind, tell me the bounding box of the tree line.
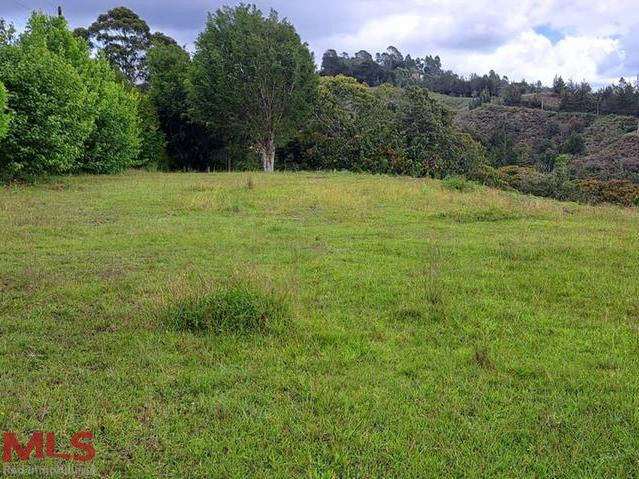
[0,5,483,179]
[320,47,639,117]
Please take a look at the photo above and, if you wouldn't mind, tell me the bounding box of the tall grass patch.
[441,175,478,192]
[163,283,290,335]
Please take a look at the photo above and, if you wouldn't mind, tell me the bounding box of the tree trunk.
[260,137,275,173]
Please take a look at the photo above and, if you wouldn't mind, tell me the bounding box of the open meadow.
[1,172,639,477]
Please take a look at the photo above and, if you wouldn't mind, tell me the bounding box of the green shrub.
[81,58,141,173]
[560,132,586,156]
[468,164,510,189]
[442,175,478,192]
[0,45,93,179]
[497,166,539,190]
[0,12,143,179]
[286,77,487,178]
[135,93,167,169]
[165,285,289,334]
[519,171,555,197]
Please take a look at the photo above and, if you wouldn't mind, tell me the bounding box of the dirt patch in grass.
[474,345,495,370]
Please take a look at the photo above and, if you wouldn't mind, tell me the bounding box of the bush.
[468,164,510,189]
[560,132,586,156]
[0,45,93,179]
[165,285,289,334]
[81,58,141,173]
[578,179,639,206]
[0,12,143,180]
[497,166,539,190]
[285,76,487,178]
[387,85,486,178]
[519,171,555,197]
[136,93,167,169]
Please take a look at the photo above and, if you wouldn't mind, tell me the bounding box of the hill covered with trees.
[457,104,639,204]
[320,46,639,117]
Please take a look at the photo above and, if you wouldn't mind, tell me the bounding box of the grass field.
[1,172,639,477]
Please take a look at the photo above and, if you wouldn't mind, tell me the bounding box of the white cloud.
[448,32,623,85]
[311,0,639,86]
[3,0,639,85]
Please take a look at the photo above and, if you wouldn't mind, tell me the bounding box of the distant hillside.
[456,104,639,183]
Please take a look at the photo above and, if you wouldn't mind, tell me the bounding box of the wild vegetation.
[280,76,484,177]
[319,45,639,117]
[457,104,639,205]
[1,3,639,476]
[0,13,143,180]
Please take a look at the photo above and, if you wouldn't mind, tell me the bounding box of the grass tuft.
[395,308,423,322]
[441,175,478,192]
[163,284,289,334]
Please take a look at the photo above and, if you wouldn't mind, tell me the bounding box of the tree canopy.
[87,6,152,84]
[190,4,317,172]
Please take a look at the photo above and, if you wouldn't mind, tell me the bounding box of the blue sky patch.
[534,24,564,44]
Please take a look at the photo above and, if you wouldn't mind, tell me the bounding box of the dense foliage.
[82,58,141,173]
[0,13,147,180]
[0,35,93,178]
[135,93,167,169]
[282,76,485,177]
[148,42,220,171]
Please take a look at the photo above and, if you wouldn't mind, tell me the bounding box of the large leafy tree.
[190,5,317,172]
[295,75,394,172]
[87,7,151,84]
[285,76,485,177]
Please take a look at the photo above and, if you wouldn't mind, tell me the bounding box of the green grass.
[1,171,638,477]
[431,92,473,112]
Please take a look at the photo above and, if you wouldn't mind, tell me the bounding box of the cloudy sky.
[2,0,638,87]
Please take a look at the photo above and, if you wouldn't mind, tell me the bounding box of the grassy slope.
[430,92,472,112]
[1,172,638,477]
